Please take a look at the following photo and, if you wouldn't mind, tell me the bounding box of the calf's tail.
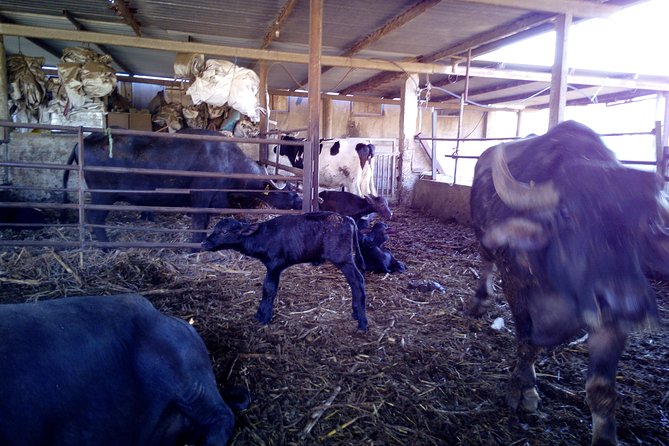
[349,218,366,273]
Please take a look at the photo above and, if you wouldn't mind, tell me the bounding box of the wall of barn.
[410,179,472,226]
[3,133,79,202]
[268,94,491,203]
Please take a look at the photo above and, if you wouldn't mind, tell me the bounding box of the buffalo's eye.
[559,205,571,221]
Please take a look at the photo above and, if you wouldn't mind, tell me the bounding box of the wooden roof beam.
[453,0,623,19]
[62,10,134,74]
[108,0,142,37]
[339,11,553,95]
[299,0,441,89]
[0,13,61,59]
[260,0,299,49]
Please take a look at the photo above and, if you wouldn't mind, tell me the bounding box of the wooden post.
[322,96,333,139]
[306,0,323,212]
[549,13,572,128]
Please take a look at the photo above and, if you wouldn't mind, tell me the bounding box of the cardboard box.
[107,112,153,131]
[128,112,152,131]
[107,112,129,129]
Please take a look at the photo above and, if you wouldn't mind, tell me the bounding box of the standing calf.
[0,294,246,446]
[202,212,369,331]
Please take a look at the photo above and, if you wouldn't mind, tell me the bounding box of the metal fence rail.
[0,122,312,251]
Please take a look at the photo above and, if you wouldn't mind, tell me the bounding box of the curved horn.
[260,165,287,190]
[491,145,560,211]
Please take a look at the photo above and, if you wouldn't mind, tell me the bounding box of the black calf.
[358,222,406,274]
[318,190,392,225]
[202,212,369,331]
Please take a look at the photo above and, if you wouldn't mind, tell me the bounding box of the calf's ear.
[482,217,549,251]
[240,223,261,236]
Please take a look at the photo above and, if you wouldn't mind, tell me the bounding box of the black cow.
[62,129,302,244]
[358,222,406,274]
[0,294,247,446]
[318,190,392,226]
[468,120,669,446]
[201,212,368,331]
[0,188,47,231]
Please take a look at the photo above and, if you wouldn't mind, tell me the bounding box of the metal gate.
[369,138,397,199]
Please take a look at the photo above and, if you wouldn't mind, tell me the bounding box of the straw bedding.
[1,207,667,445]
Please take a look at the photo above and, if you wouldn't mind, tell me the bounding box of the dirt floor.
[1,207,668,445]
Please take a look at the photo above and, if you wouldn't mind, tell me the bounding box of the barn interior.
[0,0,668,445]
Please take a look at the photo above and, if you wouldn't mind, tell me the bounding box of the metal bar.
[77,127,85,253]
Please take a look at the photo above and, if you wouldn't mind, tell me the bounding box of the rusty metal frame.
[0,121,311,251]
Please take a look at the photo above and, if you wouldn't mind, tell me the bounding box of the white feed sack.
[56,47,117,111]
[186,59,261,123]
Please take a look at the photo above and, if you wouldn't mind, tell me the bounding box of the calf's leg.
[335,261,368,331]
[586,327,627,446]
[256,268,282,325]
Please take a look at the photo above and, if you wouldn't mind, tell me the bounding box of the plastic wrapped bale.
[174,53,205,81]
[187,59,261,123]
[152,103,184,132]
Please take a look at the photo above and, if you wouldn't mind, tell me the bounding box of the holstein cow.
[274,135,377,196]
[202,212,369,331]
[468,120,668,446]
[0,294,247,446]
[63,129,302,244]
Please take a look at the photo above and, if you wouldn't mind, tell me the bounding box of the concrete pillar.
[398,73,419,205]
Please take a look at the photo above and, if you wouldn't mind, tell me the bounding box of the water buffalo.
[201,212,368,331]
[273,135,377,196]
[0,294,247,445]
[468,120,668,446]
[63,128,302,244]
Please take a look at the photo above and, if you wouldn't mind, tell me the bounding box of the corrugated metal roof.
[0,0,664,108]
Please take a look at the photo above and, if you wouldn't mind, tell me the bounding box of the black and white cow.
[0,294,247,446]
[468,120,669,446]
[273,135,377,196]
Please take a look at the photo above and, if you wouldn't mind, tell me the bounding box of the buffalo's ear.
[482,217,549,251]
[239,223,261,236]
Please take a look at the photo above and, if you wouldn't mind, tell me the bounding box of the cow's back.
[0,294,232,446]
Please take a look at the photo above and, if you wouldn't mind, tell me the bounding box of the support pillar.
[398,73,419,205]
[549,13,572,128]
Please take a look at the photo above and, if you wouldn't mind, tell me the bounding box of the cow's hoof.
[507,385,540,412]
[254,312,271,325]
[464,298,491,318]
[356,317,368,332]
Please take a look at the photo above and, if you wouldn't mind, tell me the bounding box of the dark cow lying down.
[0,294,246,446]
[358,222,406,274]
[63,129,302,244]
[202,212,368,331]
[469,120,669,446]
